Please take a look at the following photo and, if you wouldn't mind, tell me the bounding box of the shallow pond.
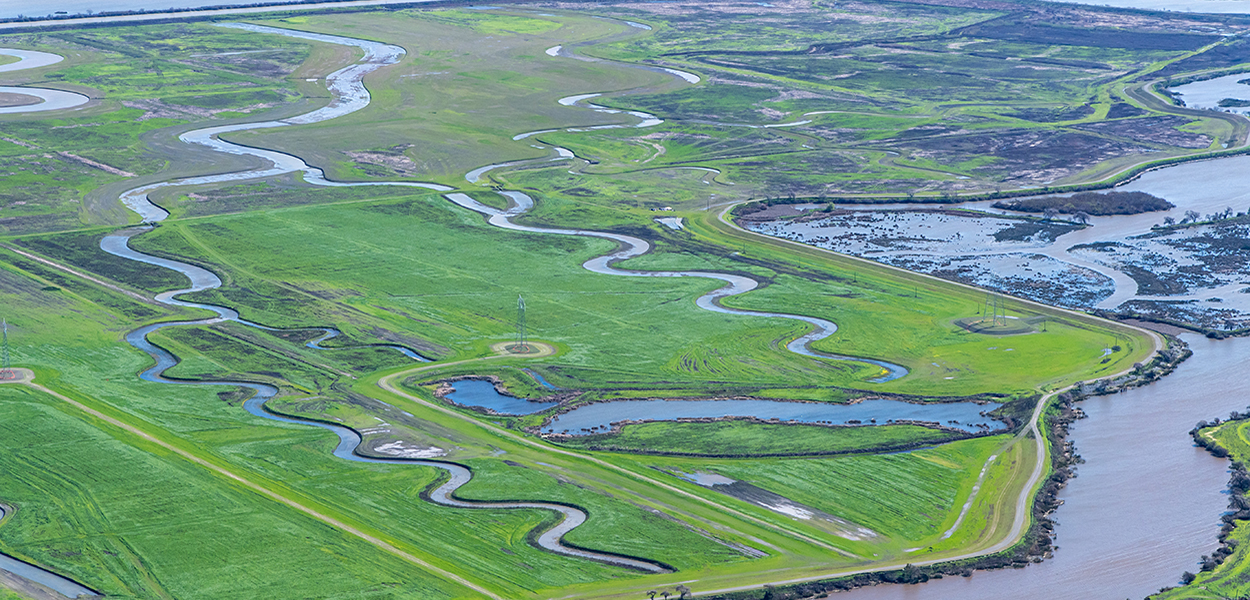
[541,397,1002,435]
[445,379,558,415]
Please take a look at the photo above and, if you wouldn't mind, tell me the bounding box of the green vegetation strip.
[555,420,959,457]
[3,369,503,600]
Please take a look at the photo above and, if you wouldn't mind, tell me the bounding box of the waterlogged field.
[0,1,1204,598]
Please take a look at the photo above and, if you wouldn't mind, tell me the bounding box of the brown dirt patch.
[0,92,41,108]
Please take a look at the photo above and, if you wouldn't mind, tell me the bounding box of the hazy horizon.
[4,0,1250,21]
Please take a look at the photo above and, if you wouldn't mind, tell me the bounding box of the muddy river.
[832,334,1244,599]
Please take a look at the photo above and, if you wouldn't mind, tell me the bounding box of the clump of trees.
[647,585,691,599]
[993,191,1174,216]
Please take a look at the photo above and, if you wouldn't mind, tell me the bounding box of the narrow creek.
[0,49,90,114]
[92,24,672,574]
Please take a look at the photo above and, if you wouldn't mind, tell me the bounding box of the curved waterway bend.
[0,504,98,599]
[829,334,1241,600]
[125,311,667,573]
[0,49,90,114]
[446,191,908,381]
[102,23,669,573]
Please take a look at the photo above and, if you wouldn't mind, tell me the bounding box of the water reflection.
[831,335,1242,600]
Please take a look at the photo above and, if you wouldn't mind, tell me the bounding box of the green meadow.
[0,0,1212,598]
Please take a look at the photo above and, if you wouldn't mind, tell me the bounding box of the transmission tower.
[515,295,528,352]
[1,319,10,380]
[982,293,1007,327]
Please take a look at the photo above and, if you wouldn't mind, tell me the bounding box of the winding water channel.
[5,11,1249,598]
[0,49,90,114]
[90,24,677,574]
[444,190,909,381]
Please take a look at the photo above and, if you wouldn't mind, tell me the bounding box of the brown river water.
[834,334,1247,600]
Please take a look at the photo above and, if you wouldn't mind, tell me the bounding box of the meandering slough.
[89,17,902,579]
[0,49,89,114]
[98,24,672,574]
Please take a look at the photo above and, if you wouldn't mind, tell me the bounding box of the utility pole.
[515,295,527,352]
[1,319,10,380]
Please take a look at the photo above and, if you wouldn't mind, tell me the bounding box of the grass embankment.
[554,420,958,457]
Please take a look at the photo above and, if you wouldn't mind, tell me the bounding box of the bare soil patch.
[0,92,40,108]
[1073,116,1211,149]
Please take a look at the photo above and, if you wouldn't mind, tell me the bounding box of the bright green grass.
[0,5,1189,597]
[126,189,1146,398]
[0,256,766,597]
[421,9,565,35]
[553,420,958,456]
[645,436,1005,545]
[131,195,887,389]
[0,385,467,600]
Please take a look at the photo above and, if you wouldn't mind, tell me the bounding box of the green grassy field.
[125,190,1151,397]
[552,420,960,456]
[0,23,331,232]
[0,1,1205,598]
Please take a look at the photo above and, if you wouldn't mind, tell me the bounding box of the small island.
[993,191,1174,216]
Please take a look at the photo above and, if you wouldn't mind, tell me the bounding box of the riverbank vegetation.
[993,191,1174,216]
[1154,415,1250,599]
[0,0,1204,598]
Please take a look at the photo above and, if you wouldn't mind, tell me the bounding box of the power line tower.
[1,319,10,380]
[982,293,1006,327]
[515,295,528,352]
